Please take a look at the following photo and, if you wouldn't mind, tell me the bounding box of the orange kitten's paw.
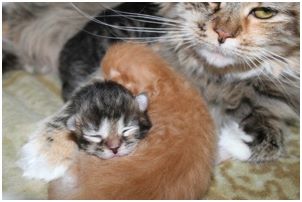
[18,128,78,182]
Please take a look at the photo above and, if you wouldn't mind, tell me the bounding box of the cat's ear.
[135,93,148,112]
[66,115,78,131]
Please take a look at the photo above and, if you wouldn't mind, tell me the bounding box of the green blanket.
[2,70,300,199]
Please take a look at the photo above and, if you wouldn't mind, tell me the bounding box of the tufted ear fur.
[66,115,78,131]
[135,93,148,112]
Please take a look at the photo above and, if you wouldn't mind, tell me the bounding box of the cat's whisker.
[71,3,183,28]
[276,75,300,88]
[78,27,191,43]
[256,53,300,83]
[103,13,183,28]
[230,49,296,84]
[71,3,182,33]
[181,41,198,52]
[239,54,266,82]
[96,3,183,24]
[259,49,299,69]
[234,48,299,76]
[115,11,183,24]
[249,55,298,101]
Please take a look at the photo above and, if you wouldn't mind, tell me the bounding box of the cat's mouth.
[96,142,138,159]
[196,48,237,68]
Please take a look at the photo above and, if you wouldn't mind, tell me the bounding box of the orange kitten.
[48,43,216,199]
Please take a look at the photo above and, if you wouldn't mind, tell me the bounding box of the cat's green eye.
[251,7,277,19]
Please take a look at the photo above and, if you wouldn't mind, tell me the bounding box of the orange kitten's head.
[101,42,173,95]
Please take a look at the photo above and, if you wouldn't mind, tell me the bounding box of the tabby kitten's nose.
[106,138,121,154]
[110,146,119,154]
[214,28,233,44]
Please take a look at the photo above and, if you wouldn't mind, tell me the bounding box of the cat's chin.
[96,148,135,159]
[198,49,236,68]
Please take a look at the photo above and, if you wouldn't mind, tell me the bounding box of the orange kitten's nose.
[214,28,233,44]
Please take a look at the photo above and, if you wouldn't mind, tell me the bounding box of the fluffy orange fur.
[48,43,216,199]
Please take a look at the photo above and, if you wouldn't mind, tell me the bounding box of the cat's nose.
[110,146,120,154]
[106,138,121,154]
[214,28,233,44]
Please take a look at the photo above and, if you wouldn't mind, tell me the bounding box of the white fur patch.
[198,49,236,68]
[17,136,69,182]
[109,69,121,78]
[98,118,110,139]
[122,126,139,137]
[218,120,253,162]
[117,116,125,135]
[83,135,102,143]
[135,93,148,111]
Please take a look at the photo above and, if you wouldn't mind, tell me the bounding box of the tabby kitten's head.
[162,2,299,77]
[66,81,152,159]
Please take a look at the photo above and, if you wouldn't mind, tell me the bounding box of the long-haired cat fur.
[6,2,299,162]
[48,42,216,199]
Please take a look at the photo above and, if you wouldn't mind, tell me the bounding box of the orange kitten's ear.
[108,69,121,79]
[135,93,148,112]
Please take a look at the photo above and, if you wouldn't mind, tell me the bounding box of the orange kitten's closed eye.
[49,43,216,199]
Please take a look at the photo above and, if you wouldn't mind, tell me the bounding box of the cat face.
[66,81,152,159]
[71,115,149,159]
[164,2,299,76]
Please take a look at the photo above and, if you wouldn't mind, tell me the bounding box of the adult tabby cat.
[57,2,299,162]
[5,3,299,162]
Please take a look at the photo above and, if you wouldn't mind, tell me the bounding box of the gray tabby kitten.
[46,80,152,159]
[18,79,151,181]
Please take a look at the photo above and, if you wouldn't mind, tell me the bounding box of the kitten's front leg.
[18,104,78,182]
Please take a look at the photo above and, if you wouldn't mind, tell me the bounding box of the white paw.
[17,135,69,182]
[17,125,74,182]
[218,121,253,161]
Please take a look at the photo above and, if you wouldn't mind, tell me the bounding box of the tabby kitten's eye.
[251,7,277,19]
[122,127,138,137]
[84,135,102,143]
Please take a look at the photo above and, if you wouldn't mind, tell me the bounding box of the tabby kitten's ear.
[66,115,78,131]
[135,93,149,112]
